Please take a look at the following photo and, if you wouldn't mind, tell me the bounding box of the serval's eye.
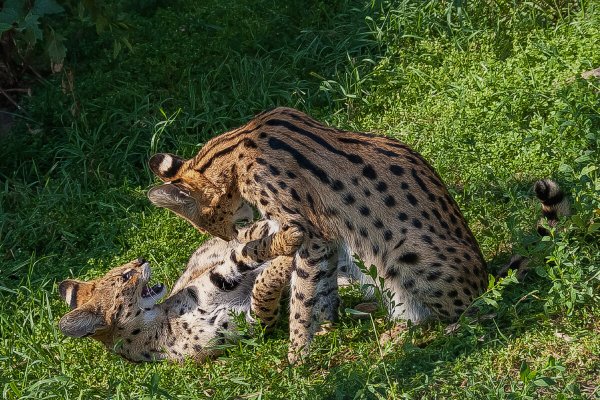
[122,270,135,282]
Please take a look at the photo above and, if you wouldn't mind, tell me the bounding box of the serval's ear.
[59,280,95,310]
[147,183,196,210]
[59,307,106,338]
[149,153,185,181]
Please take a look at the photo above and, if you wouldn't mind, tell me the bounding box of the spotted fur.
[147,107,568,362]
[58,220,358,362]
[57,221,289,362]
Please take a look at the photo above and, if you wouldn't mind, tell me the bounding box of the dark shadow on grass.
[312,272,561,398]
[0,0,383,289]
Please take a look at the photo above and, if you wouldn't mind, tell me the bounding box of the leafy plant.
[350,256,396,321]
[0,0,66,84]
[0,0,132,88]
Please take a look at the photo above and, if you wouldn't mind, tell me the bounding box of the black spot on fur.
[426,270,441,281]
[343,193,356,205]
[398,252,419,264]
[383,230,393,241]
[406,193,418,206]
[455,226,464,239]
[362,165,377,180]
[331,180,345,191]
[269,164,280,176]
[403,279,415,290]
[390,165,405,176]
[393,237,406,250]
[296,268,310,279]
[376,181,388,192]
[384,195,396,207]
[290,188,301,201]
[372,244,380,255]
[438,196,449,212]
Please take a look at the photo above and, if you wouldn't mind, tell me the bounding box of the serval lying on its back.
[58,219,360,362]
[147,107,569,362]
[58,221,293,362]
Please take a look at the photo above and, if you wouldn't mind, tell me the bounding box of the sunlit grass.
[0,0,598,398]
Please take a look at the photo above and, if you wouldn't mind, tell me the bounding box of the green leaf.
[588,223,600,233]
[0,22,15,33]
[580,165,597,176]
[0,0,25,25]
[558,164,573,173]
[345,307,371,317]
[31,0,64,16]
[113,39,122,59]
[46,31,66,63]
[533,377,556,387]
[483,298,498,307]
[19,12,42,41]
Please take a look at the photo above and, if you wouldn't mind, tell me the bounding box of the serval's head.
[147,153,254,239]
[58,259,166,340]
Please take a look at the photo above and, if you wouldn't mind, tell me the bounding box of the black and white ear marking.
[149,153,184,180]
[147,184,193,208]
[59,280,80,310]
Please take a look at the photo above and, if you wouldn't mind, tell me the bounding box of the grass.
[1,0,599,398]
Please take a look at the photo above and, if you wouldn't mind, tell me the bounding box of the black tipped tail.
[534,180,570,236]
[496,180,570,279]
[496,255,529,279]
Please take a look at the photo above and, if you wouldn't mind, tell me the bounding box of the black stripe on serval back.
[265,119,364,164]
[267,137,331,184]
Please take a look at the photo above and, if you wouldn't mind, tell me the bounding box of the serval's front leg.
[237,219,297,327]
[239,222,304,263]
[251,255,293,327]
[236,219,280,243]
[288,235,335,364]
